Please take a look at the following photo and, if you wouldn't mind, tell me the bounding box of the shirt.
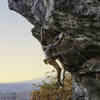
[42,43,54,59]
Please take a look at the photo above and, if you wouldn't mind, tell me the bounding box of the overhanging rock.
[8,0,100,45]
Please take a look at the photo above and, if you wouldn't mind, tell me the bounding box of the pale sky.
[0,0,53,83]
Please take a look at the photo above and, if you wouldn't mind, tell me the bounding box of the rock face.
[8,0,100,100]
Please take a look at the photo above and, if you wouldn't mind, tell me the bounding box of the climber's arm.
[54,32,64,46]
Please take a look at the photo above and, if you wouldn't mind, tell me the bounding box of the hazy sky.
[0,0,53,83]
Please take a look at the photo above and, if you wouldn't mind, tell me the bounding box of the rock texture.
[8,0,100,100]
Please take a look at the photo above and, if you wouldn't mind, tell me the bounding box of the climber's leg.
[62,69,66,85]
[48,59,63,86]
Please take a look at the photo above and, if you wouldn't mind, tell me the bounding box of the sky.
[0,0,53,83]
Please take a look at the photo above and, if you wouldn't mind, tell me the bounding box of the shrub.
[30,73,72,100]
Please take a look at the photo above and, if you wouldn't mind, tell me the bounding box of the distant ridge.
[0,77,45,93]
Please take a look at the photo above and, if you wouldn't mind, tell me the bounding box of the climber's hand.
[59,32,65,39]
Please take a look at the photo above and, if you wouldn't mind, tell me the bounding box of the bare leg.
[62,69,66,86]
[48,60,62,86]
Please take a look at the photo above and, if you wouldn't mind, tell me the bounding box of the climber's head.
[41,39,48,46]
[8,0,34,17]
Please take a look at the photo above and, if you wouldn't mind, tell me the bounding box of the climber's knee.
[47,59,54,65]
[43,58,54,65]
[47,59,56,65]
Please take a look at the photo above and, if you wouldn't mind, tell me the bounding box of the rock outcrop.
[8,0,100,100]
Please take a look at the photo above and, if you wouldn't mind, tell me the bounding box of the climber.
[41,31,65,86]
